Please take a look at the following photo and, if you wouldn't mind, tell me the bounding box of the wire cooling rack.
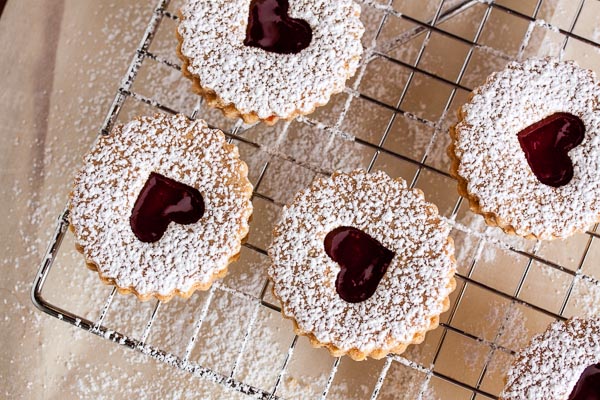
[32,0,600,398]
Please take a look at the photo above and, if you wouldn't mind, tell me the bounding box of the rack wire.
[31,0,600,398]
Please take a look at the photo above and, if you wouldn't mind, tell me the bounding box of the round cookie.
[268,170,457,361]
[501,317,600,400]
[177,0,365,125]
[69,114,253,301]
[449,57,600,240]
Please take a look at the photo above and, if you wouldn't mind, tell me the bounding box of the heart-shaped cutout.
[568,363,600,400]
[130,172,205,243]
[324,227,395,303]
[244,0,312,55]
[517,112,585,188]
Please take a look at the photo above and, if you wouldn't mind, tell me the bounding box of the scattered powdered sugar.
[501,317,600,400]
[566,275,600,317]
[454,57,600,239]
[378,363,430,400]
[178,0,365,120]
[69,114,253,298]
[453,212,527,267]
[269,170,456,357]
[497,304,530,352]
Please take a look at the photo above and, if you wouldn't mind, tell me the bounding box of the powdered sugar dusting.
[178,0,364,120]
[69,114,253,299]
[268,170,456,357]
[501,317,600,400]
[454,57,600,239]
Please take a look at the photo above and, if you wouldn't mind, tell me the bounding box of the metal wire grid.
[31,0,600,398]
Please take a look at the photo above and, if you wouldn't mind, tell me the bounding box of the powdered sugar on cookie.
[69,114,253,301]
[268,170,456,360]
[452,58,600,239]
[501,318,600,400]
[177,0,364,122]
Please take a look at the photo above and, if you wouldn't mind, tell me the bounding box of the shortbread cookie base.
[175,18,361,126]
[273,276,455,361]
[269,170,457,361]
[449,109,595,241]
[448,58,600,240]
[69,114,253,302]
[499,318,600,400]
[71,226,248,302]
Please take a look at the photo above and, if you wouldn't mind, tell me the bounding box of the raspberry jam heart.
[130,172,205,243]
[568,363,600,400]
[244,0,312,55]
[517,112,585,188]
[324,227,395,303]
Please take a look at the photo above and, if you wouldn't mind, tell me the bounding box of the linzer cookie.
[268,170,457,361]
[176,0,364,125]
[501,317,600,400]
[449,57,600,240]
[69,114,253,301]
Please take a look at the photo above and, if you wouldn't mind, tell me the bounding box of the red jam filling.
[130,172,204,243]
[517,112,585,188]
[568,363,600,400]
[324,227,395,303]
[244,0,312,55]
